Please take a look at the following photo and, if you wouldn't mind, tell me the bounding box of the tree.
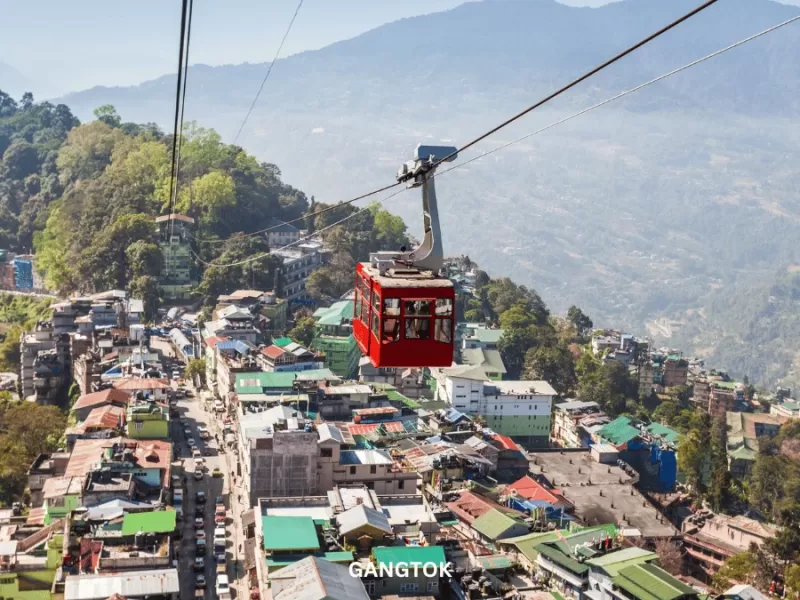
[288,316,316,347]
[0,325,23,371]
[185,358,207,386]
[712,551,754,591]
[654,539,684,576]
[126,241,163,278]
[129,275,160,322]
[567,305,593,338]
[56,121,124,183]
[523,343,577,396]
[181,170,236,218]
[708,412,731,511]
[678,411,711,494]
[305,269,336,302]
[2,140,39,179]
[786,564,800,598]
[93,104,121,128]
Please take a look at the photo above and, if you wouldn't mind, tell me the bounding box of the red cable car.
[353,145,458,368]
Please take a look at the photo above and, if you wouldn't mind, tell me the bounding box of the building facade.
[156,214,196,299]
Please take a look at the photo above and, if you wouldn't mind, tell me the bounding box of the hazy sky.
[2,0,800,96]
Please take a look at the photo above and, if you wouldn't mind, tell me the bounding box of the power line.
[233,0,305,145]
[192,0,717,249]
[172,0,195,213]
[431,0,721,168]
[434,13,800,180]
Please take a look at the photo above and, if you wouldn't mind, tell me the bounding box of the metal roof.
[339,449,393,465]
[335,504,392,537]
[121,510,176,535]
[65,568,180,600]
[472,508,526,540]
[261,516,320,551]
[271,556,371,600]
[373,545,446,567]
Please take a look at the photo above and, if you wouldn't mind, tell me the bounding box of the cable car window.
[435,298,453,316]
[354,292,362,319]
[372,290,381,313]
[362,298,370,322]
[372,312,380,339]
[435,319,452,344]
[404,300,431,316]
[383,298,401,316]
[405,318,431,340]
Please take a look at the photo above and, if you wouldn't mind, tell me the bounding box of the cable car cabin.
[353,262,455,368]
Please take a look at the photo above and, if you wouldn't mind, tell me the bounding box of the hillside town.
[0,220,797,600]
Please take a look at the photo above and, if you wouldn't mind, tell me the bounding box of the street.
[172,380,246,600]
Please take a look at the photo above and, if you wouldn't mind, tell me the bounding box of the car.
[212,467,223,478]
[194,456,205,467]
[216,552,226,563]
[185,389,193,397]
[184,427,192,436]
[195,506,205,517]
[197,538,207,551]
[215,514,226,525]
[187,438,196,447]
[195,517,204,529]
[195,530,206,540]
[194,469,203,481]
[196,491,206,503]
[194,557,205,571]
[215,496,224,505]
[216,574,230,598]
[192,449,202,459]
[214,527,226,539]
[175,390,185,399]
[195,574,206,588]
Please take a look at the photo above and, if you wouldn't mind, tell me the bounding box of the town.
[0,212,796,600]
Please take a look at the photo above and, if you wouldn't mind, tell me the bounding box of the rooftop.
[262,516,320,552]
[113,377,170,391]
[586,547,658,576]
[488,380,557,396]
[373,545,446,567]
[72,388,131,412]
[508,475,566,505]
[336,504,392,537]
[339,449,393,465]
[65,437,172,486]
[465,327,505,344]
[64,568,180,600]
[612,563,698,600]
[235,369,336,394]
[155,213,194,224]
[461,348,506,375]
[471,508,526,540]
[271,556,371,600]
[121,510,176,535]
[313,301,354,327]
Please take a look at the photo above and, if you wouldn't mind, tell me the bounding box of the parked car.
[196,491,206,503]
[196,574,206,588]
[214,527,226,539]
[194,557,205,570]
[215,514,226,526]
[194,469,203,481]
[187,438,196,447]
[216,552,226,563]
[216,574,231,599]
[194,518,204,529]
[215,496,224,506]
[195,530,206,541]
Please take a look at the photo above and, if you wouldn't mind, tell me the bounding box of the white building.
[274,242,324,302]
[433,365,554,446]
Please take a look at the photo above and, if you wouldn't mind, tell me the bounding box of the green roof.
[471,508,525,541]
[586,548,657,576]
[322,551,354,563]
[272,337,293,347]
[461,348,507,375]
[121,510,176,535]
[262,516,320,552]
[374,546,446,567]
[235,369,336,394]
[385,389,420,409]
[713,381,737,390]
[646,423,681,446]
[535,542,590,575]
[314,301,353,327]
[613,563,698,600]
[502,531,563,562]
[478,555,513,570]
[597,416,641,446]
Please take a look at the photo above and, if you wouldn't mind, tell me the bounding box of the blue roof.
[444,408,470,423]
[217,340,251,355]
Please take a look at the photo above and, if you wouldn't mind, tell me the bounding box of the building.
[71,388,131,422]
[433,365,555,445]
[311,301,360,379]
[726,411,786,478]
[126,399,170,439]
[460,347,506,380]
[20,322,70,404]
[28,452,70,507]
[65,437,173,490]
[274,242,323,302]
[234,368,337,402]
[264,218,302,248]
[168,327,194,360]
[335,504,393,544]
[65,568,180,600]
[0,529,64,600]
[551,400,609,448]
[371,546,446,597]
[269,557,370,600]
[692,377,743,416]
[258,342,325,373]
[113,377,171,402]
[471,508,529,542]
[770,398,800,419]
[681,511,777,582]
[156,213,195,299]
[205,305,261,344]
[461,326,504,351]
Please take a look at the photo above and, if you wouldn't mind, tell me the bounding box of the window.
[369,465,377,474]
[405,318,430,340]
[371,312,380,339]
[134,421,143,430]
[349,466,356,475]
[434,318,452,343]
[354,292,362,319]
[382,298,401,342]
[398,479,405,489]
[404,300,431,316]
[401,584,420,593]
[320,448,333,458]
[435,298,453,316]
[364,581,376,595]
[427,582,439,593]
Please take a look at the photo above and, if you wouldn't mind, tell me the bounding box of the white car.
[216,575,230,598]
[214,527,226,539]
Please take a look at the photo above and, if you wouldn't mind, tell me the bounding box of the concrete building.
[551,400,609,448]
[125,399,170,439]
[770,398,800,419]
[258,342,324,373]
[156,213,195,299]
[692,377,743,416]
[682,511,777,582]
[263,218,301,249]
[311,301,360,379]
[726,411,786,478]
[273,242,323,302]
[269,557,370,600]
[460,347,506,380]
[20,322,70,404]
[433,365,554,446]
[205,305,261,344]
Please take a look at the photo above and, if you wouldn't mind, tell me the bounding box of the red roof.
[83,405,125,430]
[66,437,173,486]
[72,388,132,412]
[347,422,405,436]
[262,345,285,360]
[490,434,520,452]
[113,377,170,391]
[205,335,228,349]
[508,475,564,505]
[445,490,523,524]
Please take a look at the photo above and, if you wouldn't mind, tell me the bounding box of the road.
[172,380,245,600]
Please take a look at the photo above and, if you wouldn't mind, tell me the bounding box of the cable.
[233,0,305,145]
[173,0,194,212]
[189,180,402,245]
[431,0,720,168]
[192,0,717,248]
[192,187,407,268]
[434,13,800,180]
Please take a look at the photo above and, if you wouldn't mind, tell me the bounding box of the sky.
[2,0,800,97]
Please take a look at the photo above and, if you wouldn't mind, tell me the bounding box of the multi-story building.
[692,377,743,416]
[273,242,323,302]
[126,399,170,439]
[205,304,261,344]
[156,213,195,299]
[726,411,786,478]
[551,400,609,448]
[257,342,324,372]
[20,322,71,404]
[682,511,777,582]
[264,218,301,248]
[311,300,360,379]
[433,365,554,446]
[770,398,800,419]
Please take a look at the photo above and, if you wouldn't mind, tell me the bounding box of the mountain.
[56,0,800,387]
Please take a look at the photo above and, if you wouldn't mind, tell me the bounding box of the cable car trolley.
[353,144,458,368]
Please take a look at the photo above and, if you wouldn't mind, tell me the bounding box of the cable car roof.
[358,263,453,289]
